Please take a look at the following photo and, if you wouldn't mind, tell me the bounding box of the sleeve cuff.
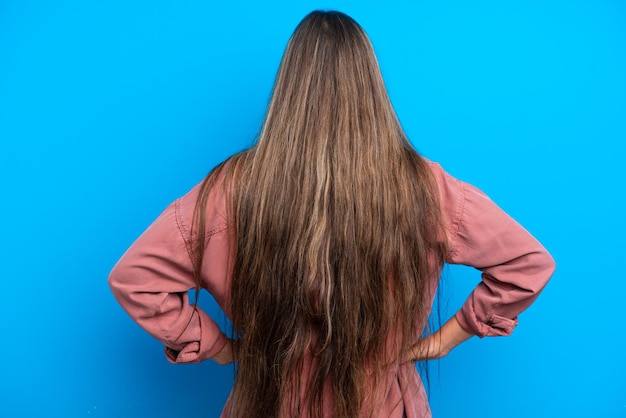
[164,309,229,364]
[455,308,519,338]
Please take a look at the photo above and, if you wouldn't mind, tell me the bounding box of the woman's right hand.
[211,338,236,365]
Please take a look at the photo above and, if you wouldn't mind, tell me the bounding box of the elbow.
[108,259,130,302]
[108,259,143,314]
[511,246,556,296]
[547,253,556,277]
[108,264,122,300]
[529,246,556,294]
[540,247,556,279]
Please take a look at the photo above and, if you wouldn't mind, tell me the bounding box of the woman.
[109,10,555,418]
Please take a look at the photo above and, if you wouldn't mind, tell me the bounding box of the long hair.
[191,10,447,417]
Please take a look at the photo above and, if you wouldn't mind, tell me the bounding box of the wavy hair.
[190,10,447,417]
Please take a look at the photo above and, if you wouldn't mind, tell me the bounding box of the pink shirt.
[109,161,555,417]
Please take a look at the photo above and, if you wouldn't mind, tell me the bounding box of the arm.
[450,179,556,338]
[108,199,231,364]
[409,316,472,361]
[411,163,556,359]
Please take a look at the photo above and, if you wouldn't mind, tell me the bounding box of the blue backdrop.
[1,0,624,417]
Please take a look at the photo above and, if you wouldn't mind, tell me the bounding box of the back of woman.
[220,11,445,417]
[109,10,555,418]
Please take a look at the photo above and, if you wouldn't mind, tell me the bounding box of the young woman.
[109,10,555,418]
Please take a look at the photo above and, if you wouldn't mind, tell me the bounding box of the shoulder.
[424,159,465,201]
[175,169,231,243]
[424,159,466,250]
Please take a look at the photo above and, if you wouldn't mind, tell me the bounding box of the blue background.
[1,0,624,417]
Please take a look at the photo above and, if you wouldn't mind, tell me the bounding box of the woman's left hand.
[407,316,473,362]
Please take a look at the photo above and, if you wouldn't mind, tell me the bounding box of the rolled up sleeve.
[431,162,556,338]
[108,200,228,363]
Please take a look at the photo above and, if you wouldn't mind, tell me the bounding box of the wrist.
[440,316,473,354]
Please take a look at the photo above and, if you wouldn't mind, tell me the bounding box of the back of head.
[257,10,407,167]
[194,10,447,418]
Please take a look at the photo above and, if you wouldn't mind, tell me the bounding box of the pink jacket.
[109,161,555,417]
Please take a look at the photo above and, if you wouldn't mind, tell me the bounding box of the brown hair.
[191,10,446,417]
